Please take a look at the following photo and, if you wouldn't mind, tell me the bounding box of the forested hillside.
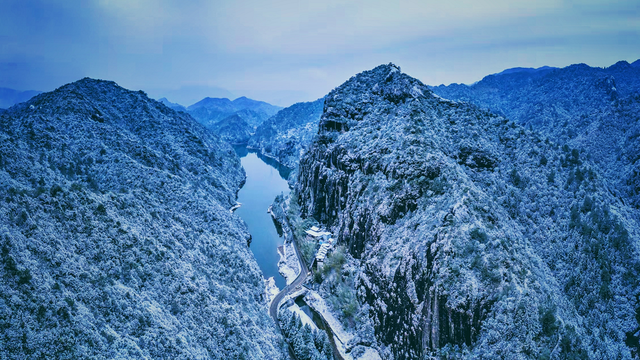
[211,113,253,145]
[0,78,285,359]
[295,64,640,359]
[249,98,324,169]
[432,60,640,209]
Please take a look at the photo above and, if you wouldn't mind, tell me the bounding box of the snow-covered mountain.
[294,64,639,359]
[0,78,285,359]
[431,60,640,209]
[249,98,324,169]
[187,96,282,132]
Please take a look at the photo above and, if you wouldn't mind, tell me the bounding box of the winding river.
[234,147,291,289]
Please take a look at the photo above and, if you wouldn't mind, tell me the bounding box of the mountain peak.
[325,63,430,111]
[62,77,121,92]
[608,60,631,70]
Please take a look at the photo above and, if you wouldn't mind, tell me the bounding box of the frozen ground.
[265,277,279,308]
[286,303,319,331]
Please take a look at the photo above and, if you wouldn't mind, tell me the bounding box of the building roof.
[315,243,332,260]
[305,229,332,237]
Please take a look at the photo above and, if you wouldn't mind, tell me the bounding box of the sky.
[1,0,639,107]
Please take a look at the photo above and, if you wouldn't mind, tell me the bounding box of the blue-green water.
[235,148,291,289]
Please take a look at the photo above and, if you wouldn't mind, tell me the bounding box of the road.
[269,238,345,360]
[269,239,309,324]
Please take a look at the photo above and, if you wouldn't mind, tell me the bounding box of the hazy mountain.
[249,98,324,169]
[0,88,42,109]
[210,113,253,145]
[146,85,235,108]
[187,96,282,132]
[294,64,639,359]
[0,78,284,359]
[492,66,558,77]
[431,60,640,209]
[157,97,187,112]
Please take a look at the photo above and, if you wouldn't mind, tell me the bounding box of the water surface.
[235,149,290,289]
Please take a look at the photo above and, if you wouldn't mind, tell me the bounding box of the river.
[234,147,291,289]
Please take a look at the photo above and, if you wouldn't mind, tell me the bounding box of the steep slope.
[210,113,253,145]
[0,88,42,109]
[249,98,324,169]
[0,78,285,359]
[431,60,640,208]
[187,96,281,130]
[296,64,640,359]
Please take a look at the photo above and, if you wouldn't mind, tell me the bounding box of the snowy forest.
[0,60,639,360]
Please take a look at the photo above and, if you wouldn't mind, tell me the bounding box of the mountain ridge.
[0,77,285,359]
[294,63,639,359]
[186,95,282,138]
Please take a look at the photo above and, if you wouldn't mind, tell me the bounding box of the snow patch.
[277,241,300,285]
[410,85,423,98]
[431,92,456,103]
[305,290,355,359]
[265,277,279,307]
[286,303,319,331]
[354,348,383,360]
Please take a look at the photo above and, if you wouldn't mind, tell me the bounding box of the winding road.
[269,236,345,360]
[269,239,309,324]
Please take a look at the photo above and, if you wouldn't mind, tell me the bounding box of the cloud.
[0,0,638,105]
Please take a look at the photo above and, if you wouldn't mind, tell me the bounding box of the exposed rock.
[296,64,640,359]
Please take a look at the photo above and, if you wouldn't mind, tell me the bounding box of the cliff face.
[249,98,324,169]
[296,65,640,359]
[0,78,284,359]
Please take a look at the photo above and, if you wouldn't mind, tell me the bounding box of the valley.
[1,61,639,360]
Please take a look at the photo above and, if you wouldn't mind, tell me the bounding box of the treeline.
[278,308,333,360]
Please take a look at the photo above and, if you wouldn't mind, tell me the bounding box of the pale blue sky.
[1,0,639,106]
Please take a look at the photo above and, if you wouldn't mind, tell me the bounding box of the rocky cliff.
[296,64,640,359]
[0,78,285,359]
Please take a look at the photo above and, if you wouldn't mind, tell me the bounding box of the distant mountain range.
[0,88,42,109]
[491,65,558,77]
[158,97,187,112]
[187,96,282,128]
[153,95,283,145]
